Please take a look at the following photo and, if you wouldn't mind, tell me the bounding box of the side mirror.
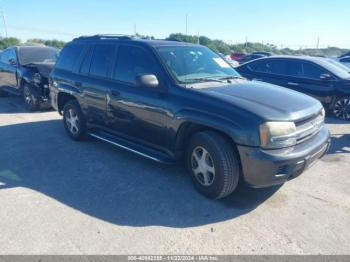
[320,73,333,81]
[9,58,17,66]
[135,74,159,88]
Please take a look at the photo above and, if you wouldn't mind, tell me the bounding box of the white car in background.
[224,55,239,67]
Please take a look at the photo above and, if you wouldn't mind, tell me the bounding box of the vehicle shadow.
[328,133,350,154]
[0,120,281,228]
[325,117,349,125]
[0,95,52,114]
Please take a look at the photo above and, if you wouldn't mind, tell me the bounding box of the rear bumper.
[237,126,331,188]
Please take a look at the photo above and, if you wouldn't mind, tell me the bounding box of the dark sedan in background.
[236,56,350,120]
[0,45,59,110]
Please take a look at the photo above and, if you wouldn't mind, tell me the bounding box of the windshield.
[317,58,350,79]
[18,47,59,65]
[325,58,350,72]
[157,46,241,84]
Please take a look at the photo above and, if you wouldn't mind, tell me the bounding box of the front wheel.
[332,96,350,120]
[63,99,87,141]
[186,131,240,199]
[23,84,40,111]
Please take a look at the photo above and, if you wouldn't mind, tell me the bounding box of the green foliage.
[43,39,66,49]
[0,37,65,50]
[165,33,349,57]
[0,37,21,50]
[1,34,348,57]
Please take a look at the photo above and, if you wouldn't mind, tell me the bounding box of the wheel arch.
[57,92,78,114]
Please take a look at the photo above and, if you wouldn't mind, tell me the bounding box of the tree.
[44,40,66,49]
[0,37,21,50]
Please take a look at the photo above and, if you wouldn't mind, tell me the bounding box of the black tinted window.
[341,57,350,63]
[79,47,93,75]
[114,46,158,84]
[302,62,326,79]
[249,59,287,75]
[56,44,83,71]
[90,44,116,78]
[286,61,303,77]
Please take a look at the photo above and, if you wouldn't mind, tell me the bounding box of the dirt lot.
[0,95,349,255]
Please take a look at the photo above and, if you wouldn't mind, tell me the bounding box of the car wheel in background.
[23,84,40,111]
[186,131,240,199]
[332,96,350,120]
[63,99,87,141]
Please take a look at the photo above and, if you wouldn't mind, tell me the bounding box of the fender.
[171,108,261,150]
[56,82,82,96]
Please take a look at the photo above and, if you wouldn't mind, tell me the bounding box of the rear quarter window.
[56,44,84,71]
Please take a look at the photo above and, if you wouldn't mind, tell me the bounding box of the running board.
[88,131,173,164]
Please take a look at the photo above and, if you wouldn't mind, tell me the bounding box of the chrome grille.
[295,112,324,144]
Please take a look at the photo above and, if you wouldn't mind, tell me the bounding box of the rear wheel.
[23,84,40,111]
[186,131,240,199]
[63,99,87,141]
[332,96,350,120]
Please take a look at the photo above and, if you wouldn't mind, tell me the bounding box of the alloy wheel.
[333,98,350,120]
[191,146,216,186]
[65,108,80,135]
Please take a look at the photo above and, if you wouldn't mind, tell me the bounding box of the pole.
[185,14,188,35]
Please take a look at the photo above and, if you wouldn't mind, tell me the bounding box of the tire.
[0,88,8,97]
[63,99,87,141]
[23,84,40,111]
[186,131,240,199]
[331,96,350,121]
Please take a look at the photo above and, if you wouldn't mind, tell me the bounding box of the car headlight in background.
[260,122,297,149]
[33,73,42,85]
[320,108,326,120]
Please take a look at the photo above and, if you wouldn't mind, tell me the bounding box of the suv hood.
[197,80,323,121]
[23,62,55,78]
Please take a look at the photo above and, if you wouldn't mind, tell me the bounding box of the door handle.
[288,82,299,86]
[253,78,262,81]
[74,81,82,87]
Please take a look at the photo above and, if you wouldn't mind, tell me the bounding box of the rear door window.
[114,45,158,85]
[56,44,84,71]
[286,60,303,77]
[79,47,93,75]
[89,44,116,78]
[249,59,287,75]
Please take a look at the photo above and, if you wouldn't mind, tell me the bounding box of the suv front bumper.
[237,125,331,188]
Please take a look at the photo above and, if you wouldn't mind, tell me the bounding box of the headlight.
[320,108,325,120]
[260,122,297,149]
[33,73,42,85]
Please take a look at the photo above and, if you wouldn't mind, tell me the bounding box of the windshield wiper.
[218,76,245,81]
[185,77,225,83]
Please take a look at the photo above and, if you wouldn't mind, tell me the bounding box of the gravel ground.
[0,95,349,255]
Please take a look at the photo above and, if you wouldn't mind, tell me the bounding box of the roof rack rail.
[74,34,135,41]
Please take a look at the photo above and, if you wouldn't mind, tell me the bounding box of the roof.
[72,34,199,47]
[245,55,333,64]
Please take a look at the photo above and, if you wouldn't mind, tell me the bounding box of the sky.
[1,0,349,49]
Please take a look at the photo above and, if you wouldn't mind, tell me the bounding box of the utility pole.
[0,5,8,38]
[316,37,320,49]
[133,24,137,36]
[185,14,188,35]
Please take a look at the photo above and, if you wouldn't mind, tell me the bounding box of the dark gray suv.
[49,35,331,199]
